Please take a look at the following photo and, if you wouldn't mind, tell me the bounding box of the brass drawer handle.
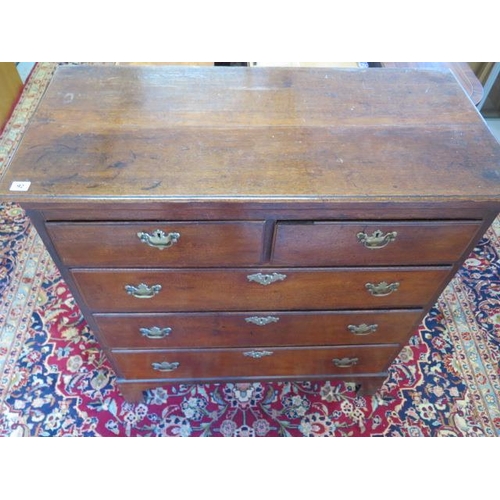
[365,281,399,297]
[243,350,274,359]
[152,361,180,372]
[140,326,172,339]
[357,229,397,249]
[247,272,287,286]
[125,283,162,299]
[333,357,359,368]
[348,323,378,335]
[245,316,280,326]
[137,229,180,250]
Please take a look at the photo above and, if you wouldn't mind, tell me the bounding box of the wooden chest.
[2,65,499,403]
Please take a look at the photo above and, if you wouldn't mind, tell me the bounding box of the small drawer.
[46,221,265,267]
[71,267,451,312]
[94,309,422,348]
[110,345,401,380]
[271,220,482,266]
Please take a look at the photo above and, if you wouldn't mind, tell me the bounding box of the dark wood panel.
[110,345,400,380]
[34,201,499,222]
[272,220,482,266]
[94,309,423,348]
[47,221,265,267]
[71,267,452,312]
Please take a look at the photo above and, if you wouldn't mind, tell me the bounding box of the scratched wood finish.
[2,66,500,203]
[381,62,484,105]
[93,309,422,348]
[110,345,401,380]
[271,220,482,266]
[71,267,451,312]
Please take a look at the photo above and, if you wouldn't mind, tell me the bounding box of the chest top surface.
[1,65,500,204]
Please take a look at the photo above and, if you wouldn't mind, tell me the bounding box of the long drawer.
[71,267,451,312]
[94,309,422,348]
[110,345,400,380]
[46,221,266,267]
[272,220,481,266]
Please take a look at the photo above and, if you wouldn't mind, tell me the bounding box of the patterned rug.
[0,63,499,437]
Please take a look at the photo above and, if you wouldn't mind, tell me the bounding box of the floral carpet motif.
[0,63,499,436]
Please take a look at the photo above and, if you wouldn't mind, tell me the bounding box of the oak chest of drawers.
[2,65,500,403]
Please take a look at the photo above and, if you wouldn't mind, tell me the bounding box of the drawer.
[71,267,451,312]
[271,220,482,266]
[46,221,265,267]
[94,309,422,348]
[110,345,401,380]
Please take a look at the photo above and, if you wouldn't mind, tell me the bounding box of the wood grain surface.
[271,220,482,266]
[110,344,400,380]
[93,309,422,348]
[47,220,266,267]
[71,267,452,312]
[2,66,500,203]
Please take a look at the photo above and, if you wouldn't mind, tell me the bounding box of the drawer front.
[272,221,482,266]
[94,310,422,348]
[72,267,451,312]
[46,221,265,267]
[110,345,400,380]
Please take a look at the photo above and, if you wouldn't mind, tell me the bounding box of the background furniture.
[0,62,22,130]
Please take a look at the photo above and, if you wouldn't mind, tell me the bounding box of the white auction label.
[9,181,31,192]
